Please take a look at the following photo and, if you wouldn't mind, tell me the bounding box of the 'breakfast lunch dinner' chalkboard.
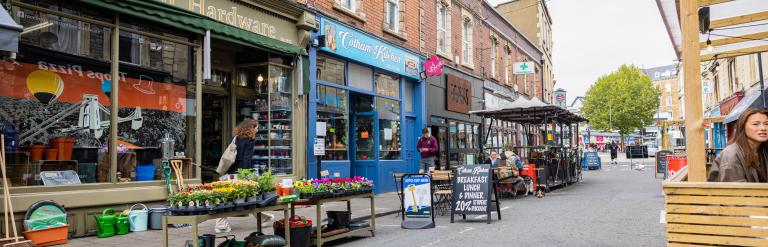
[451,164,501,224]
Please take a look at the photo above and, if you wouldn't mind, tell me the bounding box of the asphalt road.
[327,154,666,247]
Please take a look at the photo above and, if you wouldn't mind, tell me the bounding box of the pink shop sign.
[424,55,444,77]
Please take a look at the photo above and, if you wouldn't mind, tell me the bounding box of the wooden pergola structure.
[657,0,768,245]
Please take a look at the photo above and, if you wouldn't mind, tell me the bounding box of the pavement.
[65,152,666,246]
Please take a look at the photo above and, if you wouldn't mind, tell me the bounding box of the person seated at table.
[709,109,768,182]
[501,150,525,189]
[485,151,500,168]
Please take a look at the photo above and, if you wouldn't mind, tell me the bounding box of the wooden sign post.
[451,164,501,224]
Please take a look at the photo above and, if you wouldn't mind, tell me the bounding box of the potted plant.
[274,215,312,247]
[257,169,276,197]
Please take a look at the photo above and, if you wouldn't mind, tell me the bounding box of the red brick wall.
[309,0,420,53]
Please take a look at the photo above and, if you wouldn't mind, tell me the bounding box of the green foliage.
[257,169,275,193]
[237,168,257,181]
[582,65,660,137]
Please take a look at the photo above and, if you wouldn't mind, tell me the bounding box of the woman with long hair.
[216,119,259,233]
[708,109,768,182]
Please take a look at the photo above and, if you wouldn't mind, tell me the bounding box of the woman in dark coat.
[709,109,768,182]
[217,119,258,233]
[226,119,258,175]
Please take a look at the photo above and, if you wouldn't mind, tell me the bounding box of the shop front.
[307,16,424,193]
[482,81,520,156]
[0,0,313,237]
[425,67,483,170]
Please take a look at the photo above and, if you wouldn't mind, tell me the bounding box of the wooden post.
[109,13,119,182]
[681,0,706,182]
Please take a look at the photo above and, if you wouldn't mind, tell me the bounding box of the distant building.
[568,96,584,114]
[643,64,681,121]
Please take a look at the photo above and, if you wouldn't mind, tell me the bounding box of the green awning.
[78,0,305,55]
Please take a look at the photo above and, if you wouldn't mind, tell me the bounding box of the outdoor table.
[161,204,291,247]
[291,193,376,247]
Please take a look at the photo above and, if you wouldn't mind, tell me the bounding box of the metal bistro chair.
[430,170,453,216]
[392,173,405,217]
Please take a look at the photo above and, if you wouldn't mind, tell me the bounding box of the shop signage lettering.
[451,164,498,220]
[402,175,432,218]
[155,0,297,44]
[37,61,127,82]
[424,55,444,77]
[446,74,471,113]
[320,18,421,79]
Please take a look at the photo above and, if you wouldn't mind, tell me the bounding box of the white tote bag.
[216,137,238,175]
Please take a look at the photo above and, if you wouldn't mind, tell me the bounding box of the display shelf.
[290,193,376,247]
[324,148,348,151]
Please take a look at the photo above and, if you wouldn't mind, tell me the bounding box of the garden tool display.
[171,160,185,192]
[0,135,34,247]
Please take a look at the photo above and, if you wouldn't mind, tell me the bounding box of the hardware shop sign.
[319,17,421,79]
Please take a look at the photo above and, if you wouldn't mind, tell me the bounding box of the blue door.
[404,116,418,173]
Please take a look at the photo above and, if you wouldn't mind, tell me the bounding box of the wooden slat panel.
[699,0,732,7]
[667,223,768,238]
[701,45,768,61]
[666,214,768,227]
[701,31,768,49]
[666,187,768,197]
[666,204,768,216]
[663,182,768,189]
[666,195,768,206]
[667,243,716,247]
[668,233,768,246]
[710,11,768,29]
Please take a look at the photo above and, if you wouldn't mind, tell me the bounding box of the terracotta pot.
[49,138,75,160]
[29,145,45,161]
[44,149,58,160]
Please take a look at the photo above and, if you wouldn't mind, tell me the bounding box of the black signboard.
[451,164,500,224]
[656,151,672,178]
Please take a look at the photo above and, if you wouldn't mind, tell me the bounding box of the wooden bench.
[663,166,768,246]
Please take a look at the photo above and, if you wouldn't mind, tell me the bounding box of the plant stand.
[290,193,376,247]
[161,204,291,247]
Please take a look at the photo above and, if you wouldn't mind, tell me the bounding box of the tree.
[582,65,660,144]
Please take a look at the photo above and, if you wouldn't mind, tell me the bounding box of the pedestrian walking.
[609,141,618,165]
[417,128,438,173]
[215,119,258,233]
[708,109,768,182]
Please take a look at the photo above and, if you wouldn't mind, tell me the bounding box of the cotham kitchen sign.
[446,74,471,113]
[320,17,421,79]
[155,0,298,45]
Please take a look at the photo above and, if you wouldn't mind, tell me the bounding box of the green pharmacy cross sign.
[513,62,535,75]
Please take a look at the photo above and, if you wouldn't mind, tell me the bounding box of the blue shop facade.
[306,16,426,193]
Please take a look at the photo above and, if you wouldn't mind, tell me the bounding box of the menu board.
[583,152,600,169]
[452,164,492,215]
[656,151,672,175]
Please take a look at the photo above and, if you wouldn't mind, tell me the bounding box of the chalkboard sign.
[656,150,672,178]
[451,164,500,224]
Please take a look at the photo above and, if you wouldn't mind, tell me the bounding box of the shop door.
[403,117,417,173]
[201,93,230,182]
[349,93,377,182]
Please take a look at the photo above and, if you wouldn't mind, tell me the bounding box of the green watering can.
[94,208,116,238]
[116,211,130,235]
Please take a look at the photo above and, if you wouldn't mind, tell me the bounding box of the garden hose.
[162,159,172,194]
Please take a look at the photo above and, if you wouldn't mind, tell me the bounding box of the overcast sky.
[488,0,678,102]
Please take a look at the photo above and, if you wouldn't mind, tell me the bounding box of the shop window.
[457,123,466,149]
[353,94,374,160]
[385,0,399,32]
[348,62,372,91]
[341,0,355,11]
[436,1,450,56]
[404,81,414,113]
[317,85,349,161]
[467,124,475,149]
[449,121,457,149]
[317,55,345,85]
[377,97,401,160]
[490,38,497,78]
[431,116,446,125]
[17,3,113,62]
[116,29,197,182]
[375,72,399,98]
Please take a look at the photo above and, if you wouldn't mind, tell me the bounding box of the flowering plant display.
[273,215,313,229]
[292,176,374,199]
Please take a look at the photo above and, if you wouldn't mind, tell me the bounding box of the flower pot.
[44,148,58,160]
[275,225,311,247]
[49,137,75,160]
[23,225,68,247]
[247,196,260,202]
[29,144,45,161]
[234,198,246,204]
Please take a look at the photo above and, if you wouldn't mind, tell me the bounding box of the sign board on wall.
[319,18,421,79]
[513,62,535,75]
[424,55,444,77]
[154,0,299,45]
[446,74,471,113]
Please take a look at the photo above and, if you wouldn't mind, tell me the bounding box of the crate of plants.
[167,169,276,215]
[294,176,373,200]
